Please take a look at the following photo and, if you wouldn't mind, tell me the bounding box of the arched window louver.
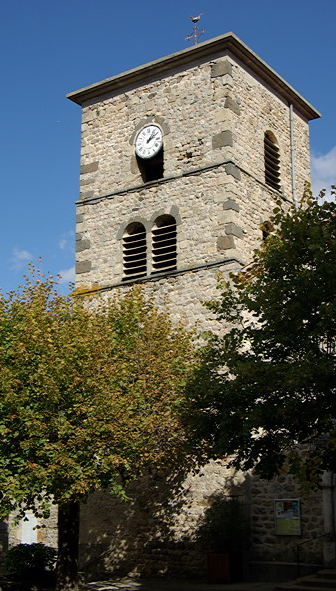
[122,222,147,280]
[152,215,177,274]
[264,132,281,191]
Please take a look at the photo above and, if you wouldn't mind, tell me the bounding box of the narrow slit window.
[264,132,281,191]
[122,222,147,281]
[152,215,177,274]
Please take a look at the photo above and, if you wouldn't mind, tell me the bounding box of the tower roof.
[67,32,320,121]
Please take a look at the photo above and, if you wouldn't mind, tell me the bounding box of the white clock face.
[135,124,163,159]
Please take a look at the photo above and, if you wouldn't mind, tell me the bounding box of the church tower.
[67,34,323,580]
[68,32,318,317]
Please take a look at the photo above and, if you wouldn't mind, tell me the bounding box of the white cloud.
[58,266,75,284]
[311,146,336,197]
[59,238,67,250]
[58,230,75,252]
[10,248,33,271]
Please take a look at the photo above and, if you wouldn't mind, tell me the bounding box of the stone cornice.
[76,158,294,208]
[67,32,320,121]
[74,257,245,296]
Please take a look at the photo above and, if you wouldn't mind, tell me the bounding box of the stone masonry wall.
[74,46,323,578]
[80,461,247,579]
[230,56,310,200]
[79,458,325,577]
[78,268,325,578]
[78,54,309,204]
[8,506,58,548]
[249,474,324,565]
[76,165,286,290]
[76,54,310,291]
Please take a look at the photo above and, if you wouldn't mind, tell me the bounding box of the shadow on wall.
[0,520,9,573]
[79,464,248,580]
[196,494,249,582]
[78,464,325,581]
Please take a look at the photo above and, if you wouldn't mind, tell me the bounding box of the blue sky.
[1,0,335,294]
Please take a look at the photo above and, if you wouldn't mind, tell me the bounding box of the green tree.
[187,188,336,484]
[0,269,195,591]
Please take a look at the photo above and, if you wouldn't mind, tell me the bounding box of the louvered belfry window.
[122,222,147,280]
[264,132,281,191]
[152,215,177,274]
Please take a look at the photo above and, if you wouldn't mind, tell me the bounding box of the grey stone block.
[80,178,94,186]
[161,122,170,135]
[225,223,243,238]
[170,205,182,225]
[217,235,236,250]
[76,213,84,223]
[130,155,139,174]
[223,199,240,212]
[80,191,94,200]
[76,239,91,252]
[76,260,92,274]
[211,60,232,78]
[117,217,148,239]
[130,119,148,144]
[80,161,99,174]
[224,96,241,115]
[212,130,233,149]
[225,163,241,180]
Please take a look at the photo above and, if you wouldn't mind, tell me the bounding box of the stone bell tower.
[67,33,322,579]
[68,32,318,328]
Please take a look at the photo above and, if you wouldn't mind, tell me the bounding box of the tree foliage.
[187,188,336,484]
[0,269,195,589]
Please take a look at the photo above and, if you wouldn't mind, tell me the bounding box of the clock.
[135,124,163,159]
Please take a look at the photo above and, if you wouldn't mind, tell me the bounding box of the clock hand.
[146,130,158,144]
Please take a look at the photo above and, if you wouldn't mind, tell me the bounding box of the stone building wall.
[79,461,247,579]
[249,474,324,565]
[75,165,286,290]
[79,461,325,579]
[231,57,310,200]
[78,54,310,205]
[76,49,311,290]
[69,34,323,579]
[78,270,326,579]
[8,506,58,548]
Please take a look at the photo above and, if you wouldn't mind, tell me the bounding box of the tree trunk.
[56,501,80,591]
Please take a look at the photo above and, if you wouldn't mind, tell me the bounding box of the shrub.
[4,543,57,578]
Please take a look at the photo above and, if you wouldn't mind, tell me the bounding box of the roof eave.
[66,32,320,121]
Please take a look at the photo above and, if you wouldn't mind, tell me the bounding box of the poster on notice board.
[274,499,301,535]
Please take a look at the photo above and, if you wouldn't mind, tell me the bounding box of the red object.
[207,552,231,583]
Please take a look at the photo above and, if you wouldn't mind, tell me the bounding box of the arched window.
[152,215,177,274]
[122,222,147,281]
[264,131,281,191]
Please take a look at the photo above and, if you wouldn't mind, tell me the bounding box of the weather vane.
[185,13,205,45]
